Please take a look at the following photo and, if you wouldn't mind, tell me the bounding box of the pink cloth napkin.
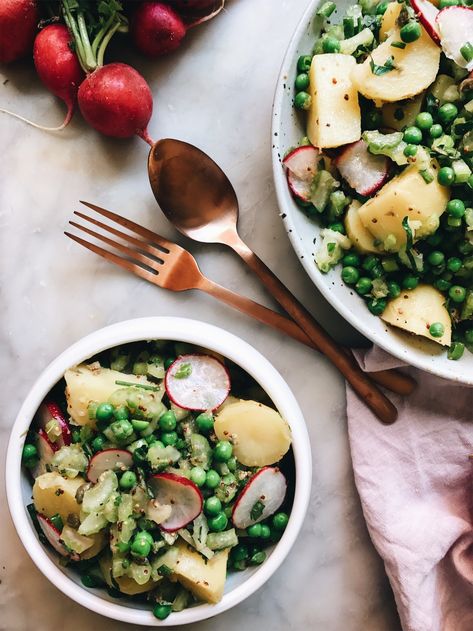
[347,347,473,631]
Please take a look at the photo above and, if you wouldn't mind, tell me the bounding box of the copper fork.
[65,202,413,406]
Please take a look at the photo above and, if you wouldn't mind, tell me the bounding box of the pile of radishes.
[0,0,225,143]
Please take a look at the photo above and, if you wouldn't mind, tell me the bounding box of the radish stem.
[97,21,121,68]
[77,12,95,70]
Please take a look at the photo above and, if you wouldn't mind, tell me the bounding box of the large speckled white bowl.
[6,317,311,626]
[271,0,473,384]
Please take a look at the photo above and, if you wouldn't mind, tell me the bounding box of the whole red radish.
[78,63,154,143]
[33,25,84,129]
[0,0,38,64]
[131,2,186,57]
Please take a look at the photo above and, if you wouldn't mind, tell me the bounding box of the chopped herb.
[401,217,422,272]
[317,1,336,17]
[391,41,406,49]
[157,564,173,577]
[114,380,160,391]
[327,242,336,254]
[173,363,192,379]
[250,499,265,521]
[370,55,396,76]
[420,169,434,184]
[114,494,123,506]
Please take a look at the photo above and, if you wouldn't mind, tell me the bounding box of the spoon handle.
[228,238,398,423]
[197,277,415,398]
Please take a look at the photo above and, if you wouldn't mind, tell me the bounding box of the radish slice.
[232,467,287,530]
[87,449,133,483]
[148,472,203,532]
[411,0,440,45]
[165,354,230,411]
[334,140,390,196]
[37,401,72,448]
[436,7,473,71]
[37,514,77,559]
[31,429,58,479]
[283,145,321,202]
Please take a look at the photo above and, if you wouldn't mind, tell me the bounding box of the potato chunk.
[214,400,291,467]
[382,92,425,132]
[98,555,158,595]
[65,364,160,426]
[344,200,381,254]
[379,2,402,41]
[351,27,440,103]
[307,53,361,148]
[33,472,84,521]
[357,164,449,251]
[382,285,451,346]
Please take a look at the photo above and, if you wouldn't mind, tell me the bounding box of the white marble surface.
[0,1,401,629]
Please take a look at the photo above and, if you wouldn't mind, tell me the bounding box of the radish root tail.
[137,128,155,147]
[0,105,73,132]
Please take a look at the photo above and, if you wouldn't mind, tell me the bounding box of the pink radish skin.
[148,472,203,532]
[283,145,321,202]
[33,25,84,129]
[0,0,38,64]
[78,63,154,144]
[436,7,473,71]
[131,3,187,58]
[87,449,133,483]
[165,354,231,411]
[232,467,287,530]
[37,400,72,448]
[410,0,440,45]
[30,429,58,479]
[334,140,390,196]
[37,514,79,560]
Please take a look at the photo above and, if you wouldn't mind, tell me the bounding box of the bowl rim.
[6,316,312,626]
[270,0,472,384]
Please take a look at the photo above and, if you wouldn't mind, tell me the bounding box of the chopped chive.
[317,1,336,17]
[370,55,396,76]
[460,42,473,63]
[114,380,160,391]
[343,16,355,38]
[420,169,434,184]
[391,41,406,49]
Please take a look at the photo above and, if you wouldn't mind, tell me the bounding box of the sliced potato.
[33,472,84,521]
[351,27,440,103]
[382,92,425,131]
[65,364,160,426]
[98,554,158,595]
[214,400,291,467]
[382,285,451,346]
[344,200,381,254]
[379,2,402,41]
[357,163,449,251]
[80,531,107,560]
[307,53,361,148]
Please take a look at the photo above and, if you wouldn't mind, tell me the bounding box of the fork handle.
[223,237,398,424]
[197,277,414,399]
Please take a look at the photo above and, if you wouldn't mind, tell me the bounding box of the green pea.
[119,470,137,490]
[388,282,401,298]
[355,277,372,295]
[145,434,158,445]
[434,278,451,292]
[294,91,311,110]
[159,410,177,432]
[447,257,462,273]
[447,215,462,229]
[342,253,360,267]
[249,551,266,566]
[430,123,443,139]
[92,435,106,453]
[403,144,418,157]
[164,357,175,370]
[153,604,172,620]
[465,329,473,343]
[131,419,150,432]
[227,456,237,472]
[260,525,271,539]
[438,102,458,125]
[96,403,114,423]
[400,21,421,43]
[402,275,419,290]
[341,266,360,285]
[131,537,151,557]
[367,298,387,315]
[447,199,465,218]
[415,111,433,130]
[328,222,345,234]
[247,523,262,538]
[22,444,37,462]
[71,429,81,444]
[403,126,422,144]
[429,322,445,338]
[322,36,341,54]
[297,55,312,73]
[205,469,221,489]
[427,251,445,266]
[135,530,154,545]
[190,466,206,487]
[362,255,379,271]
[196,412,214,433]
[448,341,465,360]
[370,264,384,279]
[449,285,466,303]
[161,431,178,446]
[204,496,222,516]
[113,406,129,421]
[232,544,249,562]
[110,419,134,442]
[81,574,102,588]
[295,73,310,91]
[272,512,289,531]
[213,440,233,462]
[208,512,228,532]
[438,166,455,186]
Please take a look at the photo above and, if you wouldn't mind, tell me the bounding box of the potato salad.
[22,341,293,620]
[284,0,473,359]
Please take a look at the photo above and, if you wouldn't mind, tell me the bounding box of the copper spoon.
[147,138,398,424]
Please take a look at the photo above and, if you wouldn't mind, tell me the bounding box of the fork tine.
[79,200,176,253]
[69,220,162,272]
[73,210,166,261]
[64,232,158,284]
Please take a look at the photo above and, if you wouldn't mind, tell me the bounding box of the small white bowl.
[6,317,312,626]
